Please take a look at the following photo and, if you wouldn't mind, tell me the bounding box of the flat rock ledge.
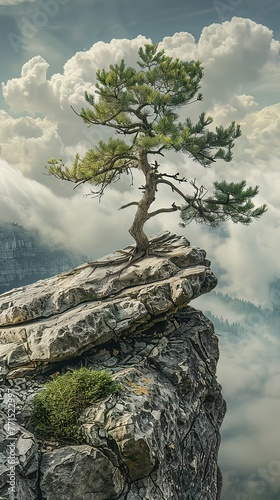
[0,232,225,499]
[0,231,217,378]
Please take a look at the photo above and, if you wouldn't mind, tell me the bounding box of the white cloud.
[0,157,139,257]
[240,104,280,161]
[217,329,280,500]
[0,109,64,178]
[3,17,279,120]
[160,18,280,105]
[195,287,280,499]
[2,35,151,117]
[207,94,258,125]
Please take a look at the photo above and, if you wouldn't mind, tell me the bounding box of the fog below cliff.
[195,292,280,500]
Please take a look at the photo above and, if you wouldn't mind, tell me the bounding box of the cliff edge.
[0,231,226,499]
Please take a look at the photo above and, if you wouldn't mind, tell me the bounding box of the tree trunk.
[129,150,156,254]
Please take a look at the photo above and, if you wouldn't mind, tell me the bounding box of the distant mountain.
[196,292,280,500]
[0,221,86,294]
[195,290,277,340]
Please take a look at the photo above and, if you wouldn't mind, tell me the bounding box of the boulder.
[0,232,225,499]
[0,232,216,378]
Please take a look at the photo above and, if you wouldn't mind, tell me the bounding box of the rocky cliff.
[0,231,226,499]
[0,221,84,294]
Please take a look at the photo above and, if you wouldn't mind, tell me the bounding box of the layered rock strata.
[0,231,225,499]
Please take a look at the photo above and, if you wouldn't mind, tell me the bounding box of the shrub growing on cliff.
[47,43,266,254]
[31,367,118,441]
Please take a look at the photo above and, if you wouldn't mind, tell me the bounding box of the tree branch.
[71,105,144,133]
[148,146,165,156]
[156,178,193,205]
[118,201,139,210]
[148,203,180,219]
[157,172,188,183]
[73,177,92,188]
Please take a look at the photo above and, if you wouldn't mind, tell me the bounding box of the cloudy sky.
[0,1,280,498]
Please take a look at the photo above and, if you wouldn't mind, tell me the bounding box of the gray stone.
[0,412,38,500]
[80,308,225,499]
[0,232,225,499]
[40,445,125,500]
[0,232,216,375]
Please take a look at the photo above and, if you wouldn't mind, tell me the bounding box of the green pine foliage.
[180,180,265,226]
[204,310,246,336]
[31,368,118,441]
[268,276,280,314]
[47,43,266,249]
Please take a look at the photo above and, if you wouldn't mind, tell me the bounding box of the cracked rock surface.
[0,232,225,499]
[0,232,216,378]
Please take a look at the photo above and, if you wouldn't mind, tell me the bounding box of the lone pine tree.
[48,43,266,254]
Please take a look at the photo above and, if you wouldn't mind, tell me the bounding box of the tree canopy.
[268,277,280,314]
[48,43,266,254]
